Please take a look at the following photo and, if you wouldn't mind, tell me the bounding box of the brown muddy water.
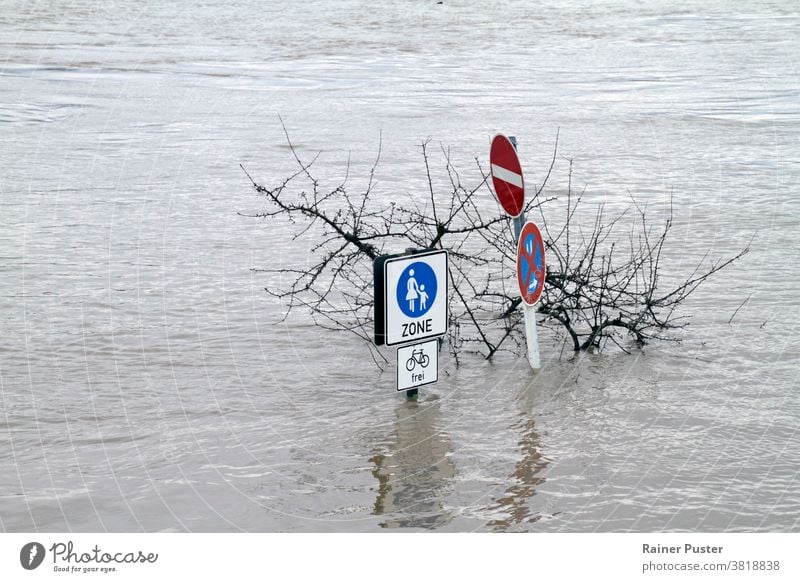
[1,0,799,531]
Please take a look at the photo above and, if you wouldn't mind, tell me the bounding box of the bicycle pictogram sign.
[396,338,439,392]
[516,221,546,306]
[405,347,430,372]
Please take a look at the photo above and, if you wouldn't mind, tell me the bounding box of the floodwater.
[1,0,799,532]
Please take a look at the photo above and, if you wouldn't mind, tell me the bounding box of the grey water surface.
[1,0,799,531]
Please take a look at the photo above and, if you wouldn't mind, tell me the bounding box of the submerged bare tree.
[240,128,747,365]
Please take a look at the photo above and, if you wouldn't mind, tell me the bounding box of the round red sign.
[516,221,546,306]
[490,134,525,217]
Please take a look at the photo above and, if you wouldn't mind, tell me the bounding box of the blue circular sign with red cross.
[516,221,546,305]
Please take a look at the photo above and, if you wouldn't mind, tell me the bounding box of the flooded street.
[1,0,799,531]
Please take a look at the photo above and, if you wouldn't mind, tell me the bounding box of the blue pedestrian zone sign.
[374,250,448,346]
[396,261,438,319]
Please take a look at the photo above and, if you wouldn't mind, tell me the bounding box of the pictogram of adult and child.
[396,261,438,318]
[405,269,429,312]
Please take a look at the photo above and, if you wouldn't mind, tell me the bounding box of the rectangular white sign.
[384,250,448,346]
[397,339,439,391]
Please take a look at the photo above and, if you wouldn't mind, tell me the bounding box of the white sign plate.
[397,339,439,391]
[384,250,448,346]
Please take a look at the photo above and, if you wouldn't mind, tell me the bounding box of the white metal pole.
[524,303,541,369]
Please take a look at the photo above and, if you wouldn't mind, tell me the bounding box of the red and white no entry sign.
[490,134,525,218]
[516,221,546,306]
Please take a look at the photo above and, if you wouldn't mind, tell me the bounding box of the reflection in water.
[370,395,454,529]
[487,385,550,530]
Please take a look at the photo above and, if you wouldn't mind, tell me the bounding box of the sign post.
[374,249,448,396]
[516,221,546,369]
[490,134,542,370]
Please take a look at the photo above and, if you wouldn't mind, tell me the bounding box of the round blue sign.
[516,221,546,305]
[396,261,438,318]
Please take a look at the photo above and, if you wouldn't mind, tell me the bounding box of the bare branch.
[243,129,747,363]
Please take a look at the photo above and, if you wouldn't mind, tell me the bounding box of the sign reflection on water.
[370,396,455,529]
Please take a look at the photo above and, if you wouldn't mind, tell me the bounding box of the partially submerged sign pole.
[490,134,542,370]
[374,248,448,397]
[516,221,546,369]
[506,136,526,242]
